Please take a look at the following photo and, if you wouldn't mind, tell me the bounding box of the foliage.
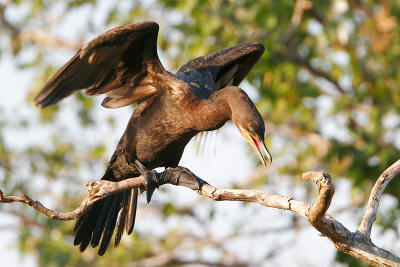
[0,0,399,266]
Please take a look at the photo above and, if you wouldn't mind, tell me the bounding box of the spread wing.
[35,21,165,109]
[176,42,264,90]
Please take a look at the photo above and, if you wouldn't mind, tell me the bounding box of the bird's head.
[228,87,272,166]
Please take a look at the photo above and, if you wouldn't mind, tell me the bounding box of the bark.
[1,160,400,266]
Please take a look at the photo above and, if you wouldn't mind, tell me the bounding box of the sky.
[0,57,38,267]
[0,1,399,266]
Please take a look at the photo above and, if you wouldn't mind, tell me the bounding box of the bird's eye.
[249,129,254,134]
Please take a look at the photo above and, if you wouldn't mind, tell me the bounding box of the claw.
[173,167,201,190]
[134,160,159,203]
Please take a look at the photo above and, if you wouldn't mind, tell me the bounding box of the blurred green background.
[0,0,399,266]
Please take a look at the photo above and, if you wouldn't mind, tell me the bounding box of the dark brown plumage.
[35,21,271,255]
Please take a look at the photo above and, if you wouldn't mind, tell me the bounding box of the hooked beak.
[239,127,272,167]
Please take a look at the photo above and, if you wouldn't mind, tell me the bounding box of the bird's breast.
[133,124,195,169]
[125,99,198,169]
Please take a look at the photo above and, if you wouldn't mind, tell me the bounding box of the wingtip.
[33,93,44,107]
[34,84,57,108]
[33,101,42,108]
[230,42,265,57]
[33,97,50,109]
[33,98,45,108]
[248,42,265,55]
[140,21,159,29]
[256,42,265,53]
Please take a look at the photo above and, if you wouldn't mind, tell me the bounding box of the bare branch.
[300,171,400,267]
[132,224,292,267]
[279,1,345,95]
[291,0,313,26]
[18,28,80,51]
[0,176,146,220]
[0,209,45,229]
[358,159,400,237]
[169,260,247,267]
[0,4,79,51]
[303,171,334,225]
[130,235,230,267]
[1,163,400,266]
[286,53,346,94]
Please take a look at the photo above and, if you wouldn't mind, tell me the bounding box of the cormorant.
[35,21,271,255]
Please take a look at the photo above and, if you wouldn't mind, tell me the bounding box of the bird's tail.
[73,168,138,255]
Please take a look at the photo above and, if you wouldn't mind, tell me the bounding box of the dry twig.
[0,3,79,51]
[358,159,400,237]
[1,162,400,266]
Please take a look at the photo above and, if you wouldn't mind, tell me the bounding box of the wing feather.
[177,42,264,91]
[35,21,165,109]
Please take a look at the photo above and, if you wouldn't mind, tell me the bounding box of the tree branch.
[0,3,79,51]
[284,52,346,94]
[358,159,400,237]
[131,223,293,267]
[303,171,334,225]
[0,176,146,220]
[1,162,400,266]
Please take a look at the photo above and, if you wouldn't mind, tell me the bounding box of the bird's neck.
[193,87,240,132]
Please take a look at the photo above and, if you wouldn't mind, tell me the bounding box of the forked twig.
[1,161,400,266]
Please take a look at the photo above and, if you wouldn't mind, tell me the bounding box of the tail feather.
[90,199,112,248]
[75,214,96,251]
[115,191,129,247]
[79,228,92,252]
[73,169,139,255]
[98,196,120,256]
[73,211,84,233]
[126,187,138,235]
[74,203,100,246]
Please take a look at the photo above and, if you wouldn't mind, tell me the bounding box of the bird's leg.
[134,160,204,203]
[134,160,160,203]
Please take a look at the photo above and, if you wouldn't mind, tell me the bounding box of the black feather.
[98,195,120,255]
[126,187,138,235]
[115,191,129,246]
[90,199,112,248]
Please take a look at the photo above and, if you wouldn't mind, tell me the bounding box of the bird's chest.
[126,102,197,168]
[136,126,193,167]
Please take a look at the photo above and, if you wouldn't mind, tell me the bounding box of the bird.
[35,21,272,255]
